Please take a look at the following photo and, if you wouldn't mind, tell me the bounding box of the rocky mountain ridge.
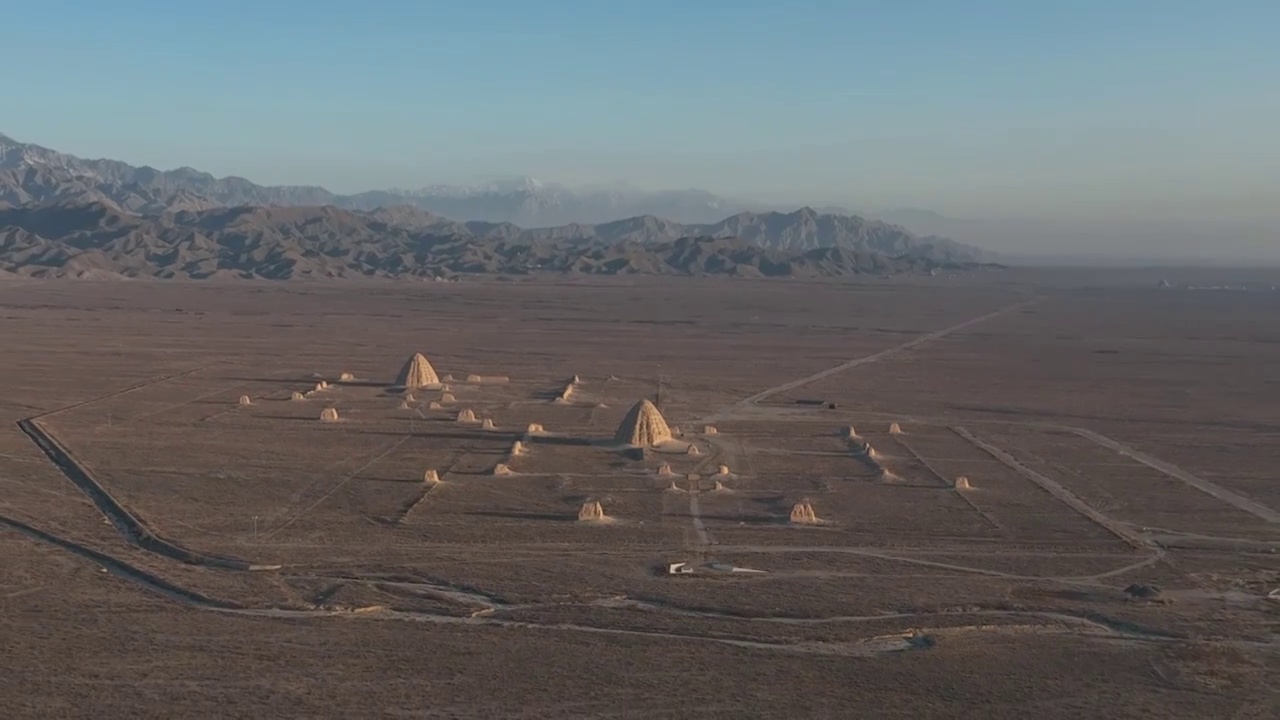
[0,201,989,280]
[0,133,989,279]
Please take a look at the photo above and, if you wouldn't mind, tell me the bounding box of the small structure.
[526,423,545,434]
[1124,583,1162,601]
[481,418,496,430]
[492,463,513,476]
[339,371,355,382]
[398,399,412,410]
[319,407,340,422]
[509,440,525,456]
[238,395,252,406]
[466,374,482,383]
[577,500,607,522]
[705,562,766,574]
[571,374,582,384]
[440,393,457,404]
[954,476,972,490]
[456,408,477,423]
[846,425,859,439]
[716,464,731,476]
[789,500,819,525]
[423,469,440,485]
[313,382,326,392]
[703,425,718,435]
[686,444,700,456]
[889,422,903,435]
[666,562,694,575]
[428,401,443,410]
[290,391,305,401]
[555,382,576,402]
[657,463,676,477]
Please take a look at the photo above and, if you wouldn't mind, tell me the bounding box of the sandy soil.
[1,272,1277,718]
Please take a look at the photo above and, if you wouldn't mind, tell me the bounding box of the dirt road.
[1074,428,1280,524]
[705,298,1038,422]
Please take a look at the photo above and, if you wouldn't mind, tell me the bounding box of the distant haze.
[5,1,1278,263]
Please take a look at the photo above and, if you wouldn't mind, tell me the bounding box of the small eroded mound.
[577,500,609,523]
[789,500,819,525]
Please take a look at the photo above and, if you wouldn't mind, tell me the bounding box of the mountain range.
[0,133,988,280]
[2,133,758,225]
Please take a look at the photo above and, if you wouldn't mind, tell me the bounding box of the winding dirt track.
[0,512,1187,655]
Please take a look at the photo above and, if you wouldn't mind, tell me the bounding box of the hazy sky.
[6,1,1279,234]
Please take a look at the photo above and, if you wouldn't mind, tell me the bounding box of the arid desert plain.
[2,269,1277,718]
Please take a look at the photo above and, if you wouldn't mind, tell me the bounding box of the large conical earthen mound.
[615,399,672,447]
[396,353,440,388]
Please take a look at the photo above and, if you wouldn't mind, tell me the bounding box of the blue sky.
[6,1,1278,229]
